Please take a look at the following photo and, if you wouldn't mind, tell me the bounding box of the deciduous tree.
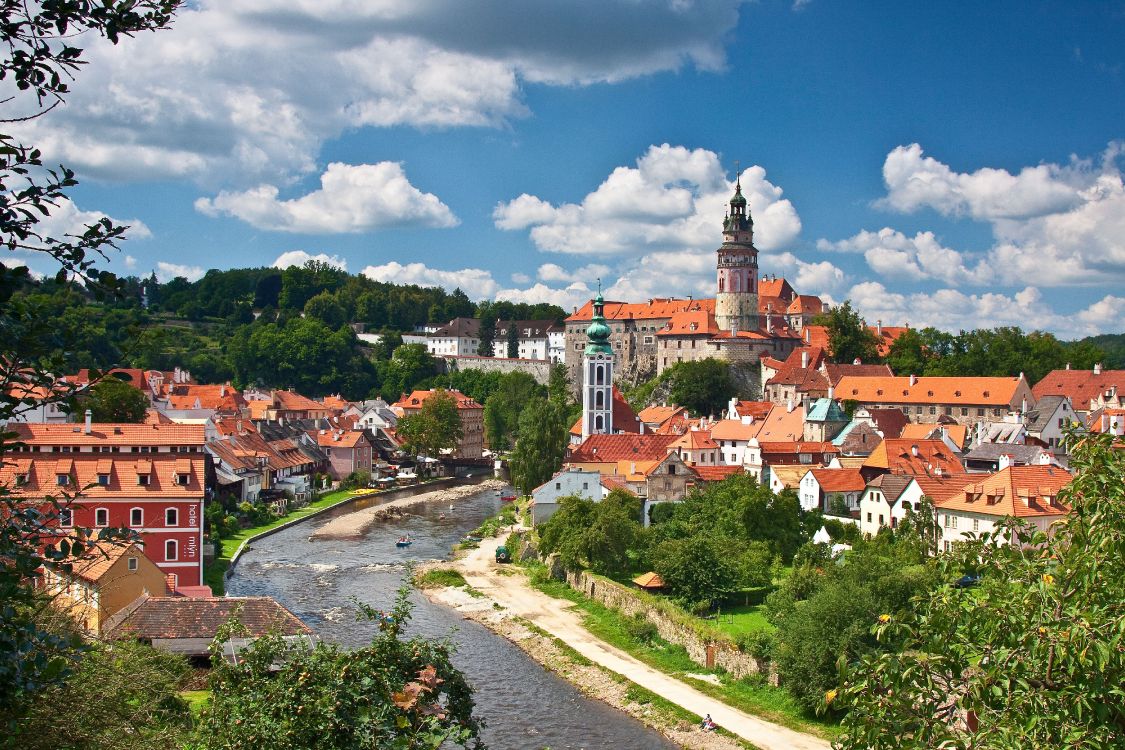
[508,396,568,495]
[816,300,880,365]
[83,377,149,423]
[397,389,463,459]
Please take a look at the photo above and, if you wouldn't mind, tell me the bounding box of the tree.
[481,372,544,452]
[477,318,495,357]
[816,301,880,364]
[667,358,734,417]
[196,587,482,749]
[505,320,519,358]
[538,490,644,576]
[396,390,463,458]
[508,396,569,495]
[303,290,346,329]
[884,327,929,376]
[83,377,149,422]
[836,433,1125,748]
[653,535,741,607]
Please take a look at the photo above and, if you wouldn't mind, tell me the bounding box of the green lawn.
[180,689,210,718]
[204,488,366,594]
[711,604,775,639]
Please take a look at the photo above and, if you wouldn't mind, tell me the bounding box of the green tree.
[196,587,482,749]
[653,534,741,607]
[667,358,734,417]
[303,290,347,329]
[883,327,929,376]
[505,320,519,358]
[538,490,643,576]
[508,396,569,495]
[816,300,880,364]
[396,390,463,458]
[82,377,149,422]
[836,433,1125,748]
[477,318,495,357]
[481,372,544,452]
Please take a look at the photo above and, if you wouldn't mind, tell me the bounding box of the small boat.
[500,494,516,502]
[462,535,482,543]
[395,536,413,548]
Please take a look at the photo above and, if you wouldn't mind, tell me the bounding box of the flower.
[878,613,891,623]
[1042,573,1054,585]
[825,689,838,705]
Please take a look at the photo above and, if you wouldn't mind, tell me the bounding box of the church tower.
[581,291,614,440]
[715,175,760,334]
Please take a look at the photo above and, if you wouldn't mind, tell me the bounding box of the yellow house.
[42,540,169,635]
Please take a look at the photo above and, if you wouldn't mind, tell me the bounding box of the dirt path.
[450,532,831,750]
[310,479,505,539]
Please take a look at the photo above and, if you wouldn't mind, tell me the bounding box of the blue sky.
[14,0,1125,336]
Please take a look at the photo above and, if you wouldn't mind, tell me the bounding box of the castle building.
[715,177,759,334]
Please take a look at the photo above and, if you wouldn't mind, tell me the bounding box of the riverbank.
[422,533,831,750]
[309,479,506,539]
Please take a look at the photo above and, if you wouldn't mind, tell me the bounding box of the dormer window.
[15,473,27,486]
[97,473,110,487]
[175,473,190,486]
[137,474,150,486]
[56,474,69,486]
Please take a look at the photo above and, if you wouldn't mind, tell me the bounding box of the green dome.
[730,185,747,207]
[585,292,613,355]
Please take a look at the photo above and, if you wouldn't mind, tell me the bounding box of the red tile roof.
[835,376,1026,406]
[760,440,838,455]
[567,433,677,462]
[823,363,894,386]
[729,400,773,419]
[758,277,796,302]
[1032,369,1125,411]
[637,405,688,427]
[692,465,744,482]
[939,466,1072,518]
[9,422,205,447]
[786,295,823,315]
[109,596,311,640]
[393,389,483,411]
[1,454,206,499]
[656,309,719,336]
[670,429,718,451]
[863,439,965,476]
[567,298,715,323]
[912,473,975,505]
[274,390,327,412]
[808,468,867,493]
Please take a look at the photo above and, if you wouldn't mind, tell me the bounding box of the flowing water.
[226,482,679,750]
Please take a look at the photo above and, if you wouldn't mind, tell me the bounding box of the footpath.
[450,533,831,750]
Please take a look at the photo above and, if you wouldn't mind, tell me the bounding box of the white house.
[858,474,918,536]
[426,318,481,357]
[548,327,566,364]
[710,417,758,466]
[1023,395,1079,451]
[530,468,608,525]
[799,468,866,514]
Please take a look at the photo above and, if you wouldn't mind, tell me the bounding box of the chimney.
[220,385,226,397]
[804,328,810,343]
[909,374,917,386]
[911,444,919,457]
[1021,397,1027,414]
[876,319,883,337]
[766,315,773,334]
[1065,362,1071,370]
[787,399,794,413]
[84,409,92,434]
[1094,362,1102,375]
[999,453,1014,470]
[827,385,835,400]
[853,358,861,365]
[933,466,943,477]
[801,351,809,368]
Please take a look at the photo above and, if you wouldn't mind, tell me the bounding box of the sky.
[10,0,1125,337]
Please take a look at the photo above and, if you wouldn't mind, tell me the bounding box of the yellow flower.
[1043,574,1054,585]
[878,613,891,623]
[1037,626,1048,636]
[825,689,837,705]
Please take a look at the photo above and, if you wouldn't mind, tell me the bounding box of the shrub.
[625,614,659,645]
[736,630,774,661]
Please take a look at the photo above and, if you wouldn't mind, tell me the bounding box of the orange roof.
[568,388,642,436]
[311,429,368,449]
[637,405,688,427]
[900,422,969,450]
[670,429,718,451]
[710,418,761,441]
[1032,369,1125,410]
[58,540,146,583]
[274,390,326,412]
[730,400,773,420]
[393,389,483,411]
[1,454,206,499]
[653,412,697,435]
[912,473,975,504]
[656,309,719,336]
[758,277,795,301]
[600,475,637,495]
[938,466,1072,518]
[611,460,659,481]
[823,363,895,385]
[759,441,838,455]
[835,376,1026,406]
[753,405,804,442]
[71,368,152,394]
[320,395,352,411]
[808,468,866,493]
[632,572,666,589]
[567,433,677,462]
[863,439,965,476]
[786,295,824,315]
[692,465,744,482]
[567,297,716,323]
[801,324,831,350]
[869,326,910,356]
[143,408,175,425]
[9,422,205,447]
[247,400,271,419]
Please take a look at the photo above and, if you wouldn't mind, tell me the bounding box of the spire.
[584,281,612,355]
[724,162,751,233]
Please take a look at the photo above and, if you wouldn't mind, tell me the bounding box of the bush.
[624,614,659,645]
[736,630,774,661]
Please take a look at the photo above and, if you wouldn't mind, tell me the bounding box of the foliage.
[666,358,734,417]
[814,301,880,365]
[377,343,438,401]
[736,629,775,660]
[624,614,659,645]
[481,372,544,452]
[11,615,192,750]
[476,318,495,357]
[836,433,1125,749]
[196,586,483,749]
[508,396,569,495]
[915,326,1104,383]
[82,376,149,422]
[505,320,518,358]
[653,535,742,607]
[538,491,644,576]
[396,389,463,458]
[1070,332,1125,368]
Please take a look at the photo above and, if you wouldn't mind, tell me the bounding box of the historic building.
[581,292,616,440]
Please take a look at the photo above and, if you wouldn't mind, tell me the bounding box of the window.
[137,474,150,486]
[130,508,143,527]
[643,336,654,345]
[582,482,588,490]
[977,408,985,417]
[961,407,968,416]
[944,541,952,552]
[165,508,178,527]
[866,512,872,523]
[128,557,138,571]
[555,482,561,490]
[878,514,885,526]
[972,518,980,532]
[59,508,73,527]
[668,464,677,475]
[95,508,108,527]
[176,473,190,486]
[97,473,110,486]
[929,406,936,415]
[165,540,178,561]
[56,474,68,486]
[15,473,26,486]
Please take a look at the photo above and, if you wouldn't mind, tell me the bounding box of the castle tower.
[715,175,760,333]
[581,291,614,440]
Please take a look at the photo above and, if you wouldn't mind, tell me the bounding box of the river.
[226,482,679,750]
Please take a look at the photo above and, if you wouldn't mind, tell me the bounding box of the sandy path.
[450,532,831,750]
[309,479,506,539]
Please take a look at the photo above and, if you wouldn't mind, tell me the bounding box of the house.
[858,472,971,537]
[637,405,689,433]
[1088,408,1125,438]
[392,389,484,459]
[970,415,1027,449]
[1032,364,1125,414]
[961,443,1060,474]
[309,428,374,481]
[1022,395,1079,450]
[764,464,813,495]
[833,421,884,457]
[266,390,332,421]
[105,595,313,662]
[785,295,824,331]
[822,362,894,387]
[800,468,867,514]
[669,428,720,467]
[763,347,829,405]
[899,422,968,452]
[758,441,838,469]
[861,438,965,479]
[802,395,850,442]
[936,466,1072,550]
[494,319,561,360]
[710,417,759,466]
[6,421,207,587]
[41,540,169,635]
[530,468,607,525]
[426,317,482,356]
[158,383,247,421]
[726,398,774,421]
[834,375,1036,426]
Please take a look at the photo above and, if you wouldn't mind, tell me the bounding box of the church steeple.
[723,175,753,234]
[715,167,760,334]
[581,281,614,439]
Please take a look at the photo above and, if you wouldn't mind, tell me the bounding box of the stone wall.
[440,355,554,384]
[563,568,773,682]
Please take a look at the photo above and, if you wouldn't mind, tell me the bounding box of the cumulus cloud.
[537,262,612,284]
[195,162,457,233]
[13,1,745,185]
[156,262,205,282]
[817,228,992,285]
[361,261,500,300]
[28,199,152,247]
[495,144,801,256]
[769,252,848,296]
[846,281,1125,337]
[272,250,348,270]
[497,282,593,311]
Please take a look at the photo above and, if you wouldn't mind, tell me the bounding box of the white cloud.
[817,228,992,285]
[846,281,1125,337]
[272,250,348,270]
[361,261,500,300]
[510,272,531,284]
[195,162,457,233]
[123,255,138,269]
[537,262,612,284]
[29,198,151,247]
[769,252,847,296]
[494,144,801,256]
[15,1,746,185]
[156,262,205,282]
[497,282,593,311]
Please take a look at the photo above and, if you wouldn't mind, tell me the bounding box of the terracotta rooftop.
[567,433,677,462]
[808,468,867,492]
[939,466,1072,518]
[758,277,796,302]
[786,295,823,315]
[1032,368,1125,411]
[670,429,718,451]
[900,422,968,450]
[9,422,205,447]
[912,473,975,505]
[863,439,965,476]
[54,540,145,583]
[567,298,715,323]
[637,405,688,427]
[729,400,774,420]
[274,390,327,412]
[657,309,720,337]
[109,596,311,640]
[1,454,206,499]
[692,465,745,482]
[759,440,838,455]
[823,363,894,386]
[710,418,761,442]
[835,376,1026,406]
[393,389,483,411]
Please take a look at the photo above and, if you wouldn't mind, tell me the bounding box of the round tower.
[581,291,614,440]
[715,175,760,333]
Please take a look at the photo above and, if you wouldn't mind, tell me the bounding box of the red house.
[6,421,208,587]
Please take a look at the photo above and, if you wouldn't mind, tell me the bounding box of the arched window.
[595,391,604,409]
[165,540,178,561]
[718,276,725,292]
[595,365,604,385]
[594,415,604,431]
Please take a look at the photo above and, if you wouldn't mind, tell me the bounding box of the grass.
[413,568,468,589]
[522,561,840,740]
[204,488,366,594]
[711,604,775,639]
[180,690,210,717]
